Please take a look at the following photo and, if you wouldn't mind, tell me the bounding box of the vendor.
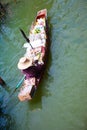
[17,56,44,79]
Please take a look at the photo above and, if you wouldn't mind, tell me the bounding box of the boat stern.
[18,85,37,101]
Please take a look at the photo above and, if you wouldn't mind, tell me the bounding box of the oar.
[4,75,25,102]
[1,75,25,109]
[19,28,33,49]
[0,76,6,86]
[9,75,25,98]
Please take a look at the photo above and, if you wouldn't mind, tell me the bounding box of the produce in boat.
[17,9,49,101]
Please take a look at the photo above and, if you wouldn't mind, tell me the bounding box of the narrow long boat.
[17,9,49,101]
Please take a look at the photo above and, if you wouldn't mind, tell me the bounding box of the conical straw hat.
[18,57,32,70]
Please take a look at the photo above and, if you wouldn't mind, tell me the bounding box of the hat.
[17,57,32,70]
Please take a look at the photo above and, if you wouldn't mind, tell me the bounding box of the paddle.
[9,75,25,98]
[0,76,6,86]
[4,75,25,104]
[1,75,25,109]
[19,28,33,49]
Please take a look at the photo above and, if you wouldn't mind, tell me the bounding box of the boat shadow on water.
[28,19,53,110]
[28,74,52,110]
[29,42,52,111]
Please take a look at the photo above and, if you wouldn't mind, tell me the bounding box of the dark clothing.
[22,64,44,79]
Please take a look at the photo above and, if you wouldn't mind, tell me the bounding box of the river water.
[0,0,87,130]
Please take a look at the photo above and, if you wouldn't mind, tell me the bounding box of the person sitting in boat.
[17,56,44,82]
[17,56,45,101]
[23,42,46,65]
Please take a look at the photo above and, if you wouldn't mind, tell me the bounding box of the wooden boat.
[17,9,49,101]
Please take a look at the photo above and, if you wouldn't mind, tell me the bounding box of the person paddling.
[17,56,44,101]
[17,56,44,80]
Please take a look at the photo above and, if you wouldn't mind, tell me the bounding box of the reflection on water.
[29,72,52,110]
[0,0,87,130]
[0,114,12,130]
[0,86,11,129]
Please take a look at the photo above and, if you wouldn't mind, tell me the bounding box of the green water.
[0,0,87,130]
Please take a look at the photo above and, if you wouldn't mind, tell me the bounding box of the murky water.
[0,0,87,130]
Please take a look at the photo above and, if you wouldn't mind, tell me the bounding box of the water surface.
[0,0,87,130]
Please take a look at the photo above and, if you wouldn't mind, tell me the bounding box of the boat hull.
[18,9,49,101]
